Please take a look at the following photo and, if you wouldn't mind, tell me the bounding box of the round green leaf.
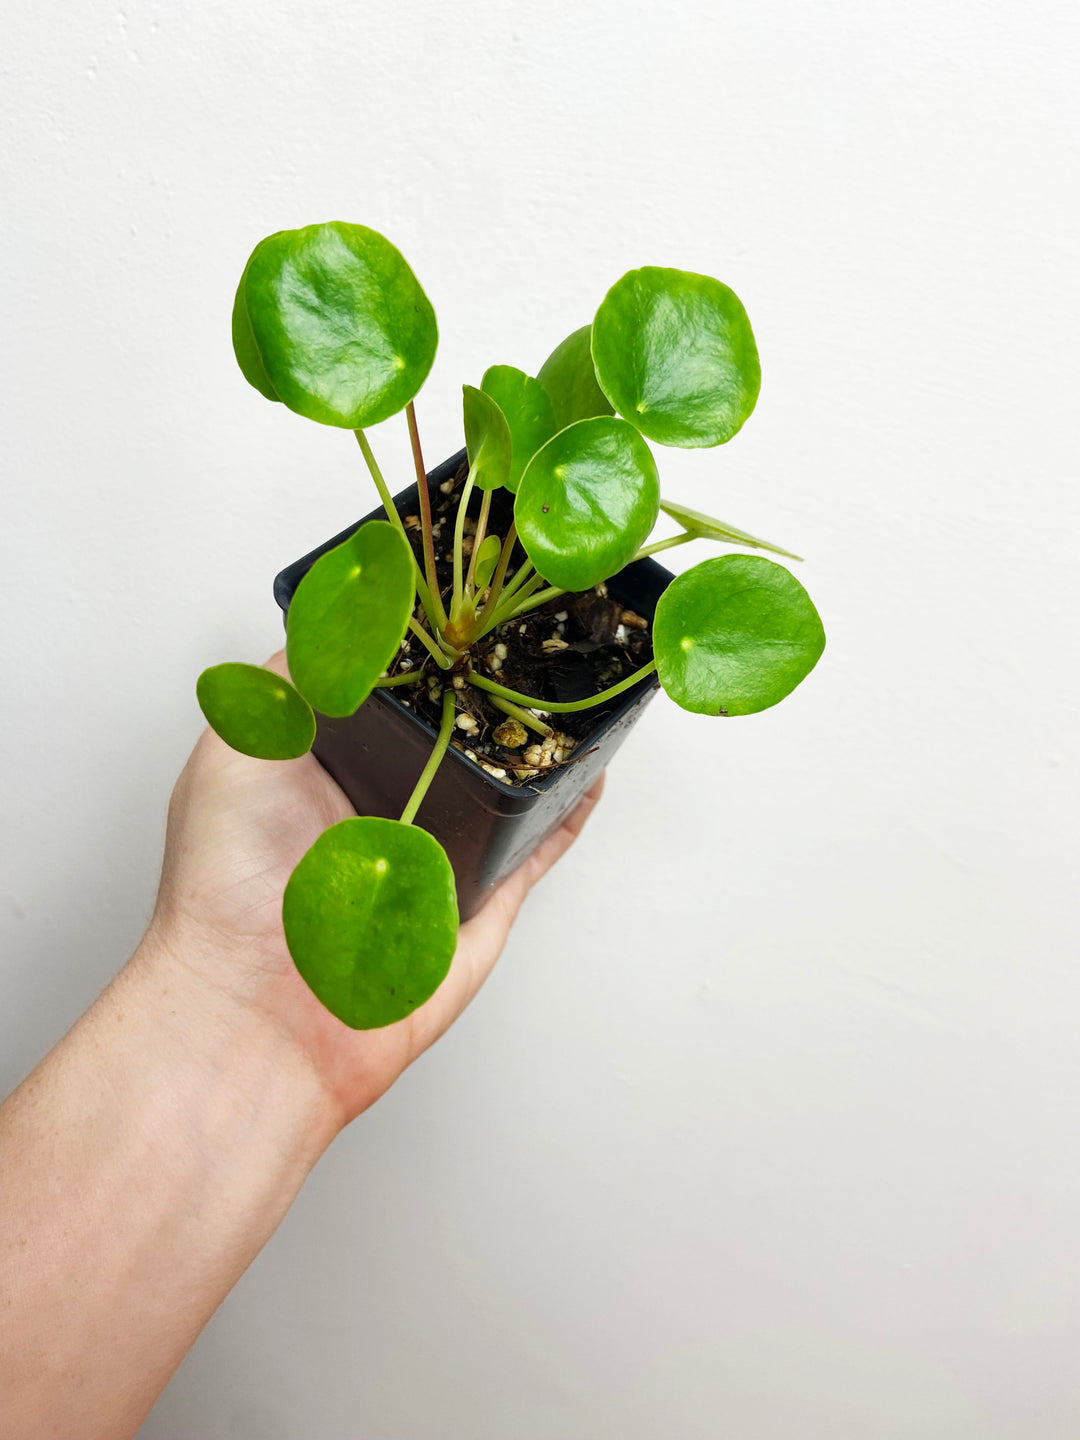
[463,384,513,492]
[659,497,801,561]
[592,267,760,448]
[473,533,502,590]
[286,520,415,717]
[515,417,660,592]
[232,290,281,405]
[535,324,614,430]
[283,817,458,1030]
[232,222,438,429]
[196,663,315,759]
[480,365,558,493]
[653,555,825,716]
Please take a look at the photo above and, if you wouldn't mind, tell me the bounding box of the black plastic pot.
[274,449,674,919]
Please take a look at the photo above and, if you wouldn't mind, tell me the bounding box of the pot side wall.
[274,450,673,919]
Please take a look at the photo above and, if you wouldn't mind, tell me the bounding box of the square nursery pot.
[274,448,674,920]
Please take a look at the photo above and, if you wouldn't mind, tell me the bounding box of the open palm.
[151,653,602,1124]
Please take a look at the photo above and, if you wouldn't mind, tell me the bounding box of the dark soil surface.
[384,455,655,786]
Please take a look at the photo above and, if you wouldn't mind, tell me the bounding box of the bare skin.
[0,651,603,1440]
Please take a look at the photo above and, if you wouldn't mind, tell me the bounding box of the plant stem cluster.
[359,404,658,823]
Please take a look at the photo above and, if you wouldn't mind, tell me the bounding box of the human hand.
[144,651,603,1130]
[4,649,601,1440]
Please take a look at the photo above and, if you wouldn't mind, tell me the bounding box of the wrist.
[125,922,343,1164]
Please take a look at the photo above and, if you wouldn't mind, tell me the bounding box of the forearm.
[0,929,339,1440]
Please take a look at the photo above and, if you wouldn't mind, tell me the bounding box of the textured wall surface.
[3,2,1079,1436]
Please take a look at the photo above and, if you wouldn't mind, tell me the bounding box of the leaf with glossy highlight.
[196,663,315,759]
[660,498,801,561]
[480,365,558,493]
[515,417,660,592]
[463,384,512,492]
[653,555,824,716]
[286,521,415,717]
[233,221,437,428]
[283,817,458,1030]
[592,267,760,448]
[474,533,502,590]
[535,324,615,430]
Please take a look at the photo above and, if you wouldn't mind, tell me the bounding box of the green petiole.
[466,660,657,714]
[408,617,454,669]
[399,687,456,824]
[354,428,438,624]
[490,558,535,611]
[405,401,448,630]
[631,531,697,561]
[463,522,517,641]
[375,671,424,688]
[504,583,566,622]
[486,692,553,737]
[450,466,477,618]
[463,488,492,597]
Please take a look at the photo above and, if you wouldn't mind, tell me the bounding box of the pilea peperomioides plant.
[198,221,826,1031]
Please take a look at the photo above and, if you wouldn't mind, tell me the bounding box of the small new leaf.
[474,533,502,590]
[480,365,558,493]
[653,555,825,716]
[286,521,415,717]
[283,817,459,1029]
[196,663,315,759]
[463,384,513,492]
[660,498,801,561]
[535,324,615,430]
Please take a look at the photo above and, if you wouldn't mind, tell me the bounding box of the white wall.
[3,2,1079,1435]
